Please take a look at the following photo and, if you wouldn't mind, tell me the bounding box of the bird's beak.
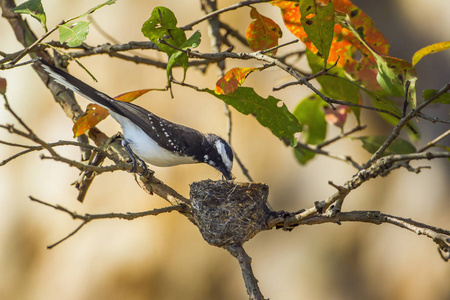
[223,172,234,180]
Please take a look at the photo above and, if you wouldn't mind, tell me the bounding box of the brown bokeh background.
[1,0,449,299]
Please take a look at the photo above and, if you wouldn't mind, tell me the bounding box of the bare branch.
[40,153,128,173]
[182,0,273,31]
[294,142,363,169]
[2,95,58,157]
[29,196,186,248]
[275,151,450,225]
[30,196,186,222]
[226,244,266,300]
[234,153,254,182]
[417,129,450,152]
[317,124,367,149]
[220,21,248,47]
[259,39,299,54]
[269,210,450,261]
[363,82,450,168]
[416,112,450,125]
[0,138,100,166]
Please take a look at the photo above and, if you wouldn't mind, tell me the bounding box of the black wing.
[114,101,207,160]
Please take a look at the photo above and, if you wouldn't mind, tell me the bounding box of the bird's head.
[203,134,234,180]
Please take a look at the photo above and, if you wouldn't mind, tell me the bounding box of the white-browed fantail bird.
[38,58,233,179]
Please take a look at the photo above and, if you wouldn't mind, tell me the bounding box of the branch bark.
[227,245,266,300]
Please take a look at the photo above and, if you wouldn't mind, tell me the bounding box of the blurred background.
[1,0,449,299]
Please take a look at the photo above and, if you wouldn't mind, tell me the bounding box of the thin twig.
[234,153,254,182]
[8,20,62,65]
[29,196,185,248]
[295,142,362,169]
[317,124,367,149]
[402,80,411,118]
[259,39,299,54]
[182,0,273,31]
[47,222,87,249]
[0,138,101,166]
[220,21,248,47]
[40,153,129,173]
[363,82,450,169]
[417,129,450,152]
[2,95,58,157]
[279,151,450,224]
[416,112,450,124]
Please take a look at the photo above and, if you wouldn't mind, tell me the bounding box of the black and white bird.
[38,59,233,179]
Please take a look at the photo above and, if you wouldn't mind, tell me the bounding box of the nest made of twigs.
[190,180,271,247]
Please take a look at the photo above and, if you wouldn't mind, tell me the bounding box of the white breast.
[110,112,197,167]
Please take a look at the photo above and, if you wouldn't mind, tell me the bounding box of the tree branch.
[269,210,450,261]
[272,151,450,226]
[226,244,266,300]
[363,82,450,168]
[182,0,273,31]
[29,196,186,249]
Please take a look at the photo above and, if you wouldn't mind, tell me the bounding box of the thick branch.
[227,245,266,300]
[269,210,450,261]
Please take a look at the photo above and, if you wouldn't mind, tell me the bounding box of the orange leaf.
[73,104,109,137]
[246,7,282,55]
[272,0,389,91]
[113,88,153,102]
[330,0,389,56]
[72,89,155,137]
[215,67,260,95]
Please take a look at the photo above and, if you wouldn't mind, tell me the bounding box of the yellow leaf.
[412,41,450,66]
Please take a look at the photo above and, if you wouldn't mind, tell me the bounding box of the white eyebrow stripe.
[215,140,233,171]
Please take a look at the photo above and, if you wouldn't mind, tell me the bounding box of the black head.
[203,134,234,180]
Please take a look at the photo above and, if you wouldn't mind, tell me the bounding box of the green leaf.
[142,7,192,84]
[141,6,186,55]
[355,136,416,155]
[182,30,202,49]
[293,93,327,145]
[306,49,361,121]
[423,89,450,104]
[204,87,302,146]
[412,41,450,66]
[12,0,47,31]
[375,56,417,103]
[59,21,90,47]
[167,30,201,83]
[142,6,178,31]
[293,147,316,165]
[300,0,335,65]
[167,53,188,82]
